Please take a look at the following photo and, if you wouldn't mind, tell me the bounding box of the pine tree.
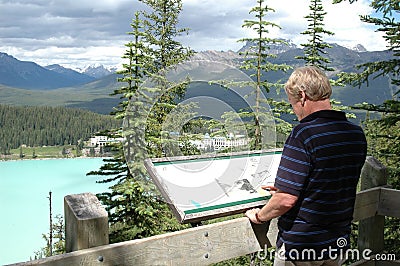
[335,0,400,90]
[296,0,353,116]
[89,0,194,243]
[90,11,159,242]
[296,0,335,72]
[334,0,400,176]
[140,0,194,157]
[34,214,65,259]
[0,105,117,150]
[237,0,292,149]
[19,146,24,158]
[61,147,67,157]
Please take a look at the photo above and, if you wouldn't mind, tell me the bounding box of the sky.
[0,0,390,70]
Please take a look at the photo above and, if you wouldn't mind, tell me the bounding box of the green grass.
[4,145,78,160]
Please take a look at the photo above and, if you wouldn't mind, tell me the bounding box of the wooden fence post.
[64,193,109,253]
[358,156,387,254]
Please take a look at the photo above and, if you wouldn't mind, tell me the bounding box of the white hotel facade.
[89,135,124,147]
[89,133,248,152]
[190,133,249,151]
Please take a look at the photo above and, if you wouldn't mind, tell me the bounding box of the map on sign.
[144,150,282,223]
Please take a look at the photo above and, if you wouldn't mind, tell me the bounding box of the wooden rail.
[354,187,400,221]
[10,187,400,266]
[8,157,400,266]
[11,217,261,266]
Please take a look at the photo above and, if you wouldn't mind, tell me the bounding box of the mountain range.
[0,53,118,90]
[0,41,396,114]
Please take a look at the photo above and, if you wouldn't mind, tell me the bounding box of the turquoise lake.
[0,158,112,265]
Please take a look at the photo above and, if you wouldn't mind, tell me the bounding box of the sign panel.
[144,149,282,223]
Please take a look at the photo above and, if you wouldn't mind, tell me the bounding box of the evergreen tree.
[61,147,67,157]
[90,11,169,241]
[141,0,194,157]
[335,0,400,91]
[237,0,292,149]
[89,147,95,157]
[296,0,335,72]
[89,0,194,243]
[142,0,193,71]
[296,0,353,116]
[19,146,24,158]
[34,214,65,259]
[0,105,117,150]
[333,0,400,183]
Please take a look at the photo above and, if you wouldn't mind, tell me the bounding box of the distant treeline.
[0,105,119,153]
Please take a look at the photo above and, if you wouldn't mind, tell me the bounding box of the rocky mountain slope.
[0,41,395,114]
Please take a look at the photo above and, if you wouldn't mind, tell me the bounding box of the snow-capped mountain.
[76,64,118,78]
[345,44,368,53]
[45,64,95,84]
[0,52,96,90]
[0,40,387,92]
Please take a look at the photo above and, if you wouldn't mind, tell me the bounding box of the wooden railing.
[9,157,400,266]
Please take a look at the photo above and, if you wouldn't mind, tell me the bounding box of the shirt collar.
[300,110,347,123]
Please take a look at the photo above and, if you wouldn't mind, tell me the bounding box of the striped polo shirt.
[275,110,367,261]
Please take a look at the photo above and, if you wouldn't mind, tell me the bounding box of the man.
[246,66,367,265]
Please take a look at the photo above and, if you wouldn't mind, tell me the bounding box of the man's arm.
[245,189,298,224]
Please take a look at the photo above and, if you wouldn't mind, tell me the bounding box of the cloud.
[178,0,254,51]
[179,0,388,53]
[0,0,390,69]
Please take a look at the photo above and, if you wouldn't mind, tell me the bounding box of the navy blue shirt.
[275,110,367,260]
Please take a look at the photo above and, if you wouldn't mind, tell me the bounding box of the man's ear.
[300,91,306,106]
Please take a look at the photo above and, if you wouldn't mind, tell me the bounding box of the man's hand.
[245,208,264,224]
[245,187,297,224]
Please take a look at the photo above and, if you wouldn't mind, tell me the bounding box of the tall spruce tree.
[140,0,194,158]
[237,0,292,149]
[296,0,335,72]
[89,0,194,243]
[296,0,352,116]
[89,11,162,242]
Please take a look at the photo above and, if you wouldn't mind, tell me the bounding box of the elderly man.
[246,66,367,265]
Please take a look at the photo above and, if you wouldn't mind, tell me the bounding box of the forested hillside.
[0,105,119,153]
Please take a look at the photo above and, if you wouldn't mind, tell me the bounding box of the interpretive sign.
[144,149,282,223]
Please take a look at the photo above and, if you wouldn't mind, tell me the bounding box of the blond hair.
[285,66,332,101]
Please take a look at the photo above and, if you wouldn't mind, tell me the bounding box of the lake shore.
[0,145,113,161]
[0,156,109,162]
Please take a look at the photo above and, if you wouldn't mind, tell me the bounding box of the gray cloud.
[1,0,134,40]
[0,0,140,67]
[0,0,388,69]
